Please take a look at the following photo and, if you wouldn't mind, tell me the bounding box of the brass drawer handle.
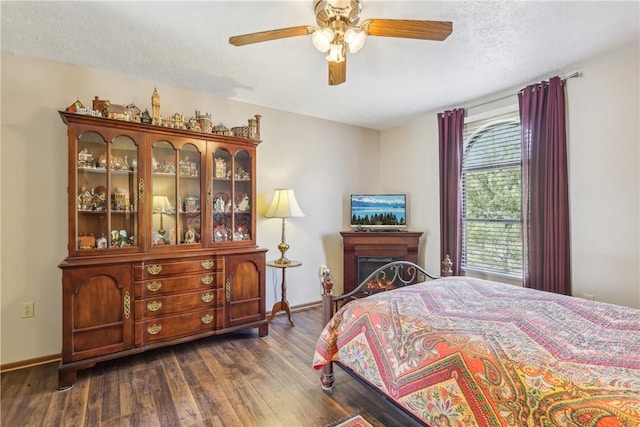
[124,291,131,320]
[201,293,214,303]
[147,281,162,292]
[147,324,162,335]
[201,259,214,270]
[147,301,162,312]
[201,314,213,324]
[147,265,163,275]
[200,275,214,285]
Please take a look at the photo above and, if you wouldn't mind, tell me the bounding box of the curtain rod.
[466,71,581,111]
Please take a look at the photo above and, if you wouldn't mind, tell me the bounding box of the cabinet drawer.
[135,308,222,346]
[134,271,222,298]
[135,289,223,319]
[134,258,221,280]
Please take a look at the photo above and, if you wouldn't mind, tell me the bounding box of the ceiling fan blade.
[328,59,346,86]
[363,19,452,41]
[229,26,314,46]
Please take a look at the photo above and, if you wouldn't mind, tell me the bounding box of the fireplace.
[357,256,402,284]
[341,231,423,294]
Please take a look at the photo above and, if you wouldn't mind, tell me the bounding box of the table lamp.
[265,189,305,264]
[153,195,173,236]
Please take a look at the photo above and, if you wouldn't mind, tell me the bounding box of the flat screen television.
[350,194,407,230]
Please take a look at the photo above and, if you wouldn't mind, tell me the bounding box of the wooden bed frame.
[319,257,452,391]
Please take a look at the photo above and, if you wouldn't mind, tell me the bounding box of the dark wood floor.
[1,307,422,427]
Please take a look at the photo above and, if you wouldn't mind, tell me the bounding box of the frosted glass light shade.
[312,28,334,53]
[326,43,346,63]
[344,27,366,53]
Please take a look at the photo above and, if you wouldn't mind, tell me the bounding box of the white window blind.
[461,111,523,277]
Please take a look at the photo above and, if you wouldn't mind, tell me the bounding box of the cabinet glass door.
[211,148,232,243]
[210,148,253,244]
[110,137,139,248]
[233,150,252,241]
[76,132,139,251]
[151,141,177,246]
[178,143,201,245]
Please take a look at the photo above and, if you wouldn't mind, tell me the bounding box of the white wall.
[567,48,639,308]
[379,116,441,274]
[381,47,640,309]
[0,52,379,365]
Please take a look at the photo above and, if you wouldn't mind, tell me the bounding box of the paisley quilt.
[312,277,640,426]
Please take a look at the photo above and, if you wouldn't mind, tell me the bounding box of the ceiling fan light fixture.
[344,27,366,53]
[326,43,346,63]
[312,27,334,52]
[327,0,351,9]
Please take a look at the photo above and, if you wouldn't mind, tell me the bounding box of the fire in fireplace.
[357,256,403,285]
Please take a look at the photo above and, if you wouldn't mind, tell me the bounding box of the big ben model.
[151,87,160,125]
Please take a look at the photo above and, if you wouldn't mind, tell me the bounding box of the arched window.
[461,112,523,277]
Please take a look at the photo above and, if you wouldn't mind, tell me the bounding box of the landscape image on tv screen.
[351,194,406,228]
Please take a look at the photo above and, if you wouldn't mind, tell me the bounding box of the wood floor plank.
[84,368,105,426]
[160,350,204,425]
[1,308,422,427]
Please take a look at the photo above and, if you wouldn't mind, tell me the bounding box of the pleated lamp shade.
[265,189,305,219]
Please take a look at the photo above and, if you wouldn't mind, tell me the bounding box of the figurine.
[172,113,185,129]
[141,109,152,124]
[93,96,111,117]
[215,157,227,178]
[187,117,201,132]
[196,111,212,133]
[151,88,161,125]
[235,194,250,212]
[185,226,196,244]
[127,104,142,123]
[96,235,108,249]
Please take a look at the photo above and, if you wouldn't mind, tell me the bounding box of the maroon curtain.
[518,77,571,295]
[438,109,465,275]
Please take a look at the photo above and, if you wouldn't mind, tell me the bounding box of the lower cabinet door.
[62,264,134,362]
[224,251,266,327]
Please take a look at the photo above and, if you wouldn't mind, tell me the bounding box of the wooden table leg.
[267,266,294,326]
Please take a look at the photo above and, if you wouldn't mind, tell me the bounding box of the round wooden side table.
[267,260,302,326]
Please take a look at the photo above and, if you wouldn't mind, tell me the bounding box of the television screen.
[350,194,407,230]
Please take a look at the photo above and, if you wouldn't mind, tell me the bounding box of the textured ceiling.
[2,1,639,130]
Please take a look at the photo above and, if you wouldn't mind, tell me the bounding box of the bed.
[312,261,640,426]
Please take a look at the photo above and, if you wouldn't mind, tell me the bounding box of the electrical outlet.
[582,294,595,301]
[318,265,330,282]
[21,302,34,318]
[318,265,329,276]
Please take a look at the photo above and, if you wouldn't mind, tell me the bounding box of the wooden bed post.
[320,271,336,390]
[441,254,453,277]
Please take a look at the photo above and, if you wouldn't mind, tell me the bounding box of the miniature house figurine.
[107,104,129,121]
[93,96,111,117]
[196,111,212,133]
[215,157,227,178]
[141,109,152,124]
[127,104,142,123]
[66,99,85,113]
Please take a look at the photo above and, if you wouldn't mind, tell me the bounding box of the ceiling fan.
[229,0,452,86]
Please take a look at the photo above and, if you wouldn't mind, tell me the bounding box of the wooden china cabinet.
[58,111,267,390]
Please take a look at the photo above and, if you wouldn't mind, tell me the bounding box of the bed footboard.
[320,259,448,390]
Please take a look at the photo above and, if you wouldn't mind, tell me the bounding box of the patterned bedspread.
[312,277,640,426]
